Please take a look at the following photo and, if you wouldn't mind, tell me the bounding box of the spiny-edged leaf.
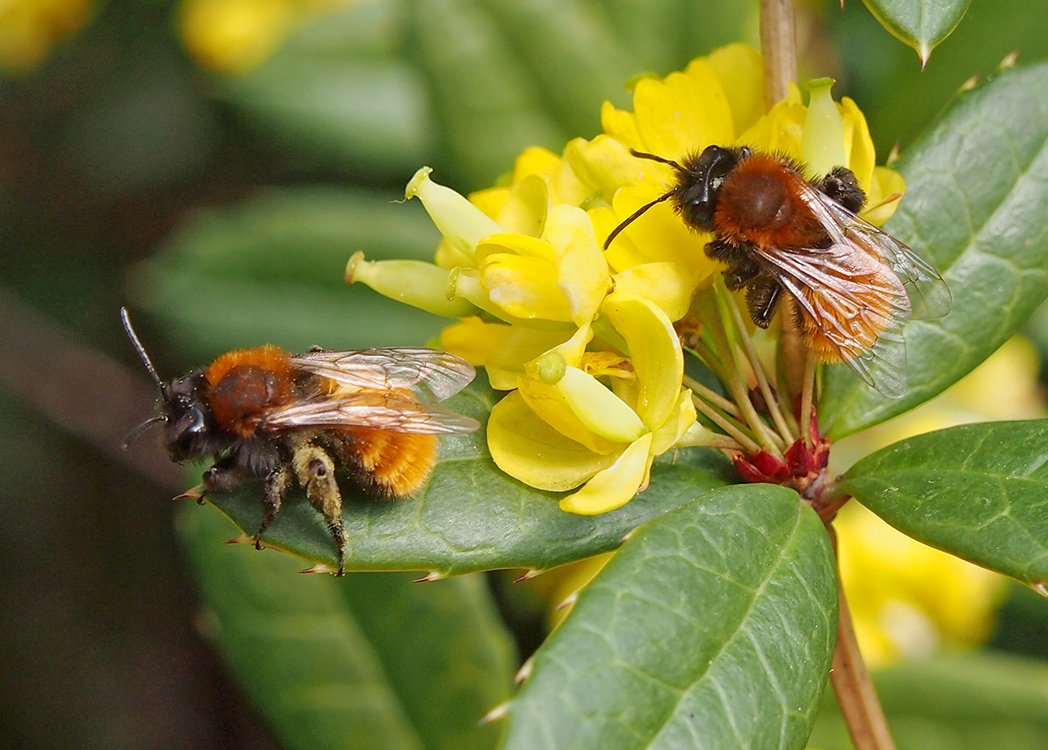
[499,484,838,750]
[860,0,972,63]
[194,377,733,575]
[821,61,1048,438]
[178,502,516,750]
[810,651,1048,749]
[840,420,1048,586]
[128,187,445,359]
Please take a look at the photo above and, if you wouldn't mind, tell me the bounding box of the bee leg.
[293,445,347,576]
[256,466,292,550]
[724,259,763,291]
[704,238,751,265]
[819,167,866,213]
[745,277,783,329]
[200,456,244,504]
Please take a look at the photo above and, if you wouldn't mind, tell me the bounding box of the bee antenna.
[123,414,167,449]
[629,149,686,172]
[603,189,675,249]
[120,307,168,397]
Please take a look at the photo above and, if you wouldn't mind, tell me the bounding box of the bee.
[121,308,479,574]
[605,145,951,397]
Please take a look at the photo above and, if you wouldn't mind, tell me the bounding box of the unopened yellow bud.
[346,252,475,318]
[405,167,503,260]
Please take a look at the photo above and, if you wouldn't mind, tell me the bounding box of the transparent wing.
[289,347,476,401]
[262,388,481,434]
[750,236,911,398]
[804,184,952,320]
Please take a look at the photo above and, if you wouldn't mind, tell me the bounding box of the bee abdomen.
[340,428,438,497]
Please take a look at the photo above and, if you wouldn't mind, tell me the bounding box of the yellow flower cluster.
[0,0,91,70]
[350,44,903,515]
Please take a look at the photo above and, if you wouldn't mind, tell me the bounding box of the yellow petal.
[650,389,698,454]
[841,96,877,189]
[631,61,734,157]
[480,252,572,321]
[518,375,620,454]
[437,317,511,366]
[601,294,683,429]
[706,44,765,136]
[559,433,654,514]
[564,134,644,202]
[555,366,647,443]
[612,261,703,321]
[546,204,611,325]
[488,392,618,491]
[863,166,906,226]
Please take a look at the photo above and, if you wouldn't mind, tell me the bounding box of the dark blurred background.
[3,0,1048,747]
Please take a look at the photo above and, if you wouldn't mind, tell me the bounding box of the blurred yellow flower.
[0,0,91,70]
[834,336,1044,666]
[178,0,355,73]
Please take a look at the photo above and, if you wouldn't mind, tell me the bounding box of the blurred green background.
[3,0,1048,747]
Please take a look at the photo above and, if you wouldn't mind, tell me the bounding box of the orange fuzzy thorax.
[204,345,295,437]
[713,154,825,249]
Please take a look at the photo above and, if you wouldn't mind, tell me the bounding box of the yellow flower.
[349,43,907,516]
[488,293,696,514]
[0,0,91,70]
[178,0,356,73]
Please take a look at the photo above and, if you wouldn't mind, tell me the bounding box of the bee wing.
[804,185,952,320]
[262,389,481,434]
[750,239,911,398]
[289,348,476,401]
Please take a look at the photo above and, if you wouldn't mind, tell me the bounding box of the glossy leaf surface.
[499,484,838,750]
[179,503,516,750]
[821,61,1048,437]
[840,420,1048,585]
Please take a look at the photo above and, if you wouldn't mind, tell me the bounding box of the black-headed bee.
[605,145,951,396]
[121,308,479,574]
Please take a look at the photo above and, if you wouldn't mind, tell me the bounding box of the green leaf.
[128,186,446,359]
[499,485,838,750]
[178,501,516,750]
[860,0,972,63]
[219,2,434,176]
[820,61,1048,438]
[839,420,1048,586]
[409,0,567,187]
[192,377,733,575]
[810,651,1048,749]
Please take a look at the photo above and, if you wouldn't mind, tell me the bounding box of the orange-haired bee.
[121,308,479,574]
[605,146,951,397]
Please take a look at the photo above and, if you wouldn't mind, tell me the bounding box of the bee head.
[161,373,214,461]
[674,145,749,232]
[121,307,213,460]
[603,146,751,248]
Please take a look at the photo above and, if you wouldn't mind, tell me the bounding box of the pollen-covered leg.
[255,465,291,550]
[293,444,347,575]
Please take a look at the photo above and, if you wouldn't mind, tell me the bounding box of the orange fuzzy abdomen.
[796,263,906,364]
[341,428,438,497]
[204,345,295,437]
